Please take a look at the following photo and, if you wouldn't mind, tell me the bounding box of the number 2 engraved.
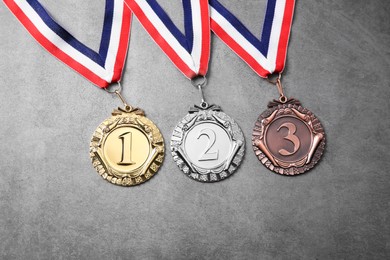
[197,128,219,161]
[118,132,135,165]
[277,122,300,156]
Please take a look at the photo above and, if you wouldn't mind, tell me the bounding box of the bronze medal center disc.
[103,126,151,173]
[264,116,312,163]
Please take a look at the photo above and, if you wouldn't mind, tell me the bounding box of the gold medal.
[90,90,164,186]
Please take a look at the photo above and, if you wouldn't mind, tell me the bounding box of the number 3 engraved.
[197,128,219,161]
[277,122,300,156]
[118,132,135,165]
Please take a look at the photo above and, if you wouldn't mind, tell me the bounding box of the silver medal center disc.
[171,105,245,182]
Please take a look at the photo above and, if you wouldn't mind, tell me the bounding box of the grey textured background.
[0,0,389,259]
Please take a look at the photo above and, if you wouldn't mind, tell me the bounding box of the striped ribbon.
[4,1,295,84]
[4,0,131,88]
[125,0,210,79]
[209,0,295,78]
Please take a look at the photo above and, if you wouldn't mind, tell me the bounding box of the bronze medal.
[252,97,325,175]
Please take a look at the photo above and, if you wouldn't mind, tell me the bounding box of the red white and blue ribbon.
[3,0,131,88]
[125,0,210,79]
[210,0,295,78]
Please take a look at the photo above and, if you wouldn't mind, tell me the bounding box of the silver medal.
[171,102,245,182]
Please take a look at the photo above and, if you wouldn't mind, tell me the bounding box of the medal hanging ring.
[191,75,208,108]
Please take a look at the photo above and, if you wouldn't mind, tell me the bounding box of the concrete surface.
[0,0,389,259]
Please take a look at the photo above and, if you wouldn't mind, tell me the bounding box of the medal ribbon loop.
[124,0,210,79]
[4,0,131,88]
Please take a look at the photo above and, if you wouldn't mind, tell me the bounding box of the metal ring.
[191,75,207,88]
[266,73,282,85]
[200,101,209,108]
[104,81,122,94]
[279,95,288,103]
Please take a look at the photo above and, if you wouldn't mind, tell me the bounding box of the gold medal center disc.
[103,126,151,173]
[90,107,164,186]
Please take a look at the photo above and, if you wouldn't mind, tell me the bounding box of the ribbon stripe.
[4,0,295,84]
[4,0,131,88]
[125,0,210,79]
[209,0,295,78]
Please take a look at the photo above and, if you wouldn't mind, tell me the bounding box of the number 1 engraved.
[277,122,300,156]
[118,132,135,165]
[197,128,219,161]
